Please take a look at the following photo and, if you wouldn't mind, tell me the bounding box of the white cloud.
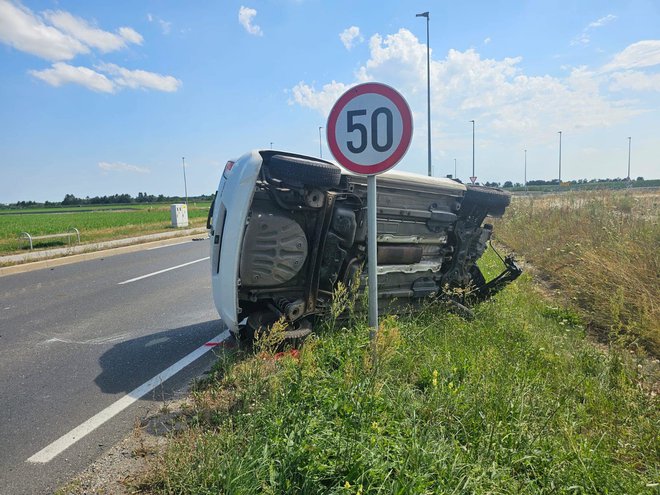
[29,62,114,92]
[0,1,143,60]
[339,26,363,50]
[0,0,88,60]
[571,14,617,46]
[291,28,639,140]
[602,40,660,71]
[147,13,171,35]
[588,14,617,29]
[158,20,171,35]
[98,162,150,174]
[290,80,352,115]
[1,2,180,95]
[238,6,262,36]
[609,70,660,92]
[118,26,143,44]
[43,10,142,52]
[30,61,181,93]
[484,37,491,45]
[96,63,181,92]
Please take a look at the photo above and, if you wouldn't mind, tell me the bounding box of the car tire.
[461,185,511,217]
[268,155,342,187]
[464,185,511,207]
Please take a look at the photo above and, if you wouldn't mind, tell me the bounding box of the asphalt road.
[0,239,229,494]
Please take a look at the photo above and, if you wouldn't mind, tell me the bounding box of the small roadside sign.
[470,176,477,185]
[326,82,413,353]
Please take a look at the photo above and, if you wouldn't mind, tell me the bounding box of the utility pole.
[454,158,457,179]
[558,131,562,184]
[627,136,631,180]
[182,157,188,207]
[416,11,431,176]
[524,149,527,192]
[319,126,323,158]
[470,120,475,180]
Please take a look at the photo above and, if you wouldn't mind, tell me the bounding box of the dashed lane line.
[117,257,209,285]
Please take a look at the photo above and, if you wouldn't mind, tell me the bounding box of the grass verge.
[492,189,659,356]
[138,250,659,494]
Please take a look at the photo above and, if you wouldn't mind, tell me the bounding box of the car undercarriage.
[209,150,521,338]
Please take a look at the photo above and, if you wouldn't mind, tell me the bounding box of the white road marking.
[117,257,209,285]
[40,333,130,346]
[147,241,190,251]
[27,330,231,464]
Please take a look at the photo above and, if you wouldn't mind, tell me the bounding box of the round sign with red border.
[326,82,413,175]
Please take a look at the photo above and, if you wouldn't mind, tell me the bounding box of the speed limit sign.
[327,82,413,175]
[326,82,414,350]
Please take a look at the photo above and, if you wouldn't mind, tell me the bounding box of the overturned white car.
[208,150,520,339]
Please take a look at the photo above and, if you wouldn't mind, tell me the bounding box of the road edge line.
[26,330,230,464]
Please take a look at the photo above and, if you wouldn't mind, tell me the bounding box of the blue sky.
[1,0,658,203]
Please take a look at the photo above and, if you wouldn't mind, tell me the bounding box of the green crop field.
[0,202,211,255]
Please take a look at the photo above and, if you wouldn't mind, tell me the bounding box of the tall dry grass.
[494,189,659,355]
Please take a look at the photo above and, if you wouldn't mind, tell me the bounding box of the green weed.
[493,189,659,356]
[141,249,659,494]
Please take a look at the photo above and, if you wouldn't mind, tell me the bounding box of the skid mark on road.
[27,329,230,463]
[117,257,209,285]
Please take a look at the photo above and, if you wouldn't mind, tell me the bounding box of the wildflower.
[344,481,351,489]
[432,369,438,389]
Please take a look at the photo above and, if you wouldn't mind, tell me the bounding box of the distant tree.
[636,176,644,181]
[503,180,513,188]
[62,194,81,205]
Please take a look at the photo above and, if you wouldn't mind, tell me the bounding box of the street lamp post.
[416,11,431,177]
[182,157,189,207]
[524,149,527,192]
[558,131,562,184]
[627,137,631,180]
[319,126,323,158]
[470,120,475,182]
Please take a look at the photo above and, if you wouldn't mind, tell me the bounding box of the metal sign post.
[326,82,413,348]
[367,175,378,334]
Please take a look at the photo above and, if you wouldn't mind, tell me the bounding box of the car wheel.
[268,155,342,187]
[463,185,511,207]
[461,185,511,217]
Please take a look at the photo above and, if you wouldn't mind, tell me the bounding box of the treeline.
[483,177,646,188]
[3,192,214,209]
